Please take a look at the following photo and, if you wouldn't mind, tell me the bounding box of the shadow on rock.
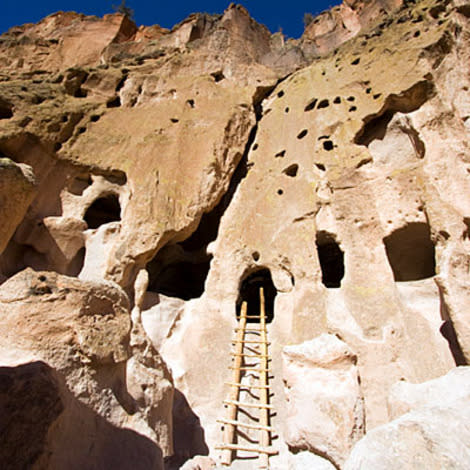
[165,389,209,469]
[0,361,163,470]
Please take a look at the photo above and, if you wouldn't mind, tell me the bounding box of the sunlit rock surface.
[0,0,469,468]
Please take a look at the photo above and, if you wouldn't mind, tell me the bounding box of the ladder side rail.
[259,287,271,469]
[221,301,247,466]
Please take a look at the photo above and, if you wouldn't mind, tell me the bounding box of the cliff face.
[0,1,469,469]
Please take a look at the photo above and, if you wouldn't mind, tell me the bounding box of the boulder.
[0,268,173,464]
[388,366,470,420]
[282,334,365,466]
[0,360,163,470]
[344,397,470,470]
[0,158,36,255]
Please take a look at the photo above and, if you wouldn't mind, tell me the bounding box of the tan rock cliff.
[0,0,469,468]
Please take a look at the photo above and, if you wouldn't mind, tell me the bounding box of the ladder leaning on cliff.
[216,287,278,468]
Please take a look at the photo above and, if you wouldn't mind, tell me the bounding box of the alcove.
[84,194,121,229]
[146,213,216,301]
[146,253,211,300]
[383,222,435,281]
[236,268,277,323]
[316,232,344,288]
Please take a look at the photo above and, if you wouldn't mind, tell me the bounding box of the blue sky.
[1,1,341,39]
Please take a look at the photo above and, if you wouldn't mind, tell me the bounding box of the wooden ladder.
[217,287,277,468]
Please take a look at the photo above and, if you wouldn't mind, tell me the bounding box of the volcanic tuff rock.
[0,0,469,468]
[282,335,364,466]
[344,367,470,470]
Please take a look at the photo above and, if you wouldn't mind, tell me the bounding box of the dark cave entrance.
[84,194,121,229]
[316,232,344,288]
[147,251,212,301]
[236,269,277,323]
[146,214,217,301]
[383,222,436,281]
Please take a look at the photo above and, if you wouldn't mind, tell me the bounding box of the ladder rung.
[234,328,266,332]
[225,382,271,389]
[224,399,274,409]
[232,340,271,344]
[217,418,275,432]
[216,443,278,455]
[231,353,270,358]
[244,315,264,319]
[229,367,271,372]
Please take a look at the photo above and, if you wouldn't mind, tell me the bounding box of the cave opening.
[146,249,212,301]
[84,194,121,229]
[236,268,277,323]
[316,232,344,288]
[383,222,435,281]
[146,211,218,300]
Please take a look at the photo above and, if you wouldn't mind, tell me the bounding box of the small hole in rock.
[323,141,334,151]
[275,150,286,158]
[211,71,225,82]
[347,96,355,102]
[315,163,326,171]
[285,107,290,113]
[54,142,62,152]
[297,129,308,140]
[333,96,341,104]
[317,99,329,109]
[186,99,195,108]
[304,98,318,111]
[351,58,360,65]
[414,30,421,37]
[170,118,179,123]
[0,99,13,119]
[277,90,285,98]
[252,251,260,262]
[253,143,258,151]
[349,106,357,112]
[106,96,121,108]
[74,89,87,98]
[90,115,100,122]
[283,164,299,177]
[277,189,284,195]
[373,93,381,99]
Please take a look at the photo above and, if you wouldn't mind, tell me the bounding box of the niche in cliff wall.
[145,210,219,301]
[316,232,344,288]
[383,222,436,281]
[84,193,121,229]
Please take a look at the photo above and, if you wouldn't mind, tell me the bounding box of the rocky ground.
[0,0,469,469]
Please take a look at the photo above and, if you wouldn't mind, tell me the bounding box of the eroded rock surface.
[0,0,469,468]
[283,335,364,467]
[344,368,470,470]
[0,361,164,470]
[0,269,173,467]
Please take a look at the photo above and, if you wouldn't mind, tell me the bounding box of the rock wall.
[0,0,469,468]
